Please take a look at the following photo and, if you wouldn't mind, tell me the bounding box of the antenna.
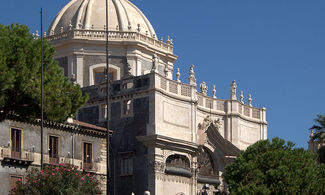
[40,8,44,171]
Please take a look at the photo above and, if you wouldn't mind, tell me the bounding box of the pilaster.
[75,54,84,87]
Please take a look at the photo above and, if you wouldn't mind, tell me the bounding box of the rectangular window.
[101,104,107,119]
[121,158,133,176]
[49,136,59,164]
[123,100,132,115]
[11,128,22,159]
[94,69,106,85]
[9,176,22,194]
[83,142,92,170]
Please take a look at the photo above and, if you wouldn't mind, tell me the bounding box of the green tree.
[0,24,88,122]
[310,114,325,142]
[318,146,325,164]
[310,114,325,164]
[224,138,325,195]
[12,164,102,195]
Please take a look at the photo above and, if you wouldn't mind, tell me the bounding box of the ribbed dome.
[48,0,157,38]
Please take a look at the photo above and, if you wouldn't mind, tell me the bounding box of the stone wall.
[0,120,107,194]
[109,97,150,195]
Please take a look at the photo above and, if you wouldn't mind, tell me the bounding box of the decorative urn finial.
[240,90,244,103]
[248,94,252,107]
[176,68,181,82]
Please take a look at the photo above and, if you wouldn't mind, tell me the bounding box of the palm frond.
[310,125,322,131]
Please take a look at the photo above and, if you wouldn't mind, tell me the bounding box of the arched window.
[93,67,118,85]
[165,154,192,178]
[93,67,105,85]
[166,154,190,170]
[90,64,120,86]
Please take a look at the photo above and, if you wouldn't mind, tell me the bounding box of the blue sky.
[1,0,325,148]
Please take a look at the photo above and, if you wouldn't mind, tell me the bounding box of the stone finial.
[176,68,181,82]
[240,90,244,103]
[69,20,73,30]
[170,39,173,45]
[60,27,64,33]
[44,32,47,37]
[128,22,132,30]
[188,65,196,86]
[230,80,237,100]
[35,30,39,39]
[167,36,170,44]
[151,53,159,73]
[137,23,141,32]
[200,81,208,96]
[212,85,216,98]
[160,37,163,42]
[248,94,252,107]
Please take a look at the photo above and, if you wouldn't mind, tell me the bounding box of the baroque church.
[45,0,268,194]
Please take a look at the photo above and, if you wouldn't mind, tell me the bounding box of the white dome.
[48,0,157,38]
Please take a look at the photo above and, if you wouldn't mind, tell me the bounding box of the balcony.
[0,147,34,166]
[82,160,99,173]
[83,162,92,171]
[49,157,59,165]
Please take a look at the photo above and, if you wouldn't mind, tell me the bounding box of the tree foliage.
[0,24,88,122]
[224,137,325,195]
[318,145,325,164]
[310,114,325,142]
[12,164,101,195]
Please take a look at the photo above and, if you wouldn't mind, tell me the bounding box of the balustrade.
[46,29,173,52]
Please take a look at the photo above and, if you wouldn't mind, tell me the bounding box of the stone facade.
[45,0,268,194]
[78,72,267,195]
[0,119,109,194]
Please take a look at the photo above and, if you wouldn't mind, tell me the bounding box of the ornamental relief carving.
[148,161,165,173]
[166,154,190,170]
[198,115,222,132]
[197,146,216,177]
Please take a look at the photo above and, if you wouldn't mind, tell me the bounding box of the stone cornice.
[137,134,198,155]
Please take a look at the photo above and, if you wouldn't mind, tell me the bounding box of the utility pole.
[40,7,44,171]
[105,0,110,194]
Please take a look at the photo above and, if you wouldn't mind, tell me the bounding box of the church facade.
[46,0,268,194]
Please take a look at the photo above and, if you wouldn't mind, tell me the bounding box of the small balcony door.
[11,128,22,159]
[83,142,92,170]
[49,136,59,165]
